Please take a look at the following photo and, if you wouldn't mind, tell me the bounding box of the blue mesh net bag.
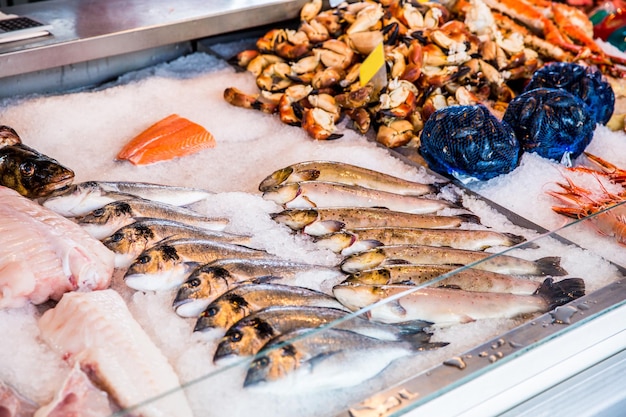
[525,62,614,125]
[503,88,595,165]
[419,104,521,182]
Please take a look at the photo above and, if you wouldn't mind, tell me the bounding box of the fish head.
[214,317,274,362]
[75,202,134,240]
[340,248,386,273]
[42,181,114,217]
[124,245,189,291]
[258,166,294,191]
[194,292,252,331]
[173,266,233,317]
[244,343,300,388]
[261,183,301,205]
[0,144,75,198]
[103,223,155,259]
[270,208,318,230]
[332,282,385,311]
[313,231,355,253]
[346,268,391,285]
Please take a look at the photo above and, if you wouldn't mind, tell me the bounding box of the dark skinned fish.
[103,217,252,268]
[214,305,433,362]
[173,258,343,318]
[0,142,74,199]
[74,198,229,240]
[43,181,212,217]
[271,207,480,236]
[340,244,568,276]
[244,328,446,392]
[123,238,269,291]
[194,283,348,333]
[258,160,442,196]
[332,278,585,325]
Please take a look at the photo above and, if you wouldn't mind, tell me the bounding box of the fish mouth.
[258,167,293,192]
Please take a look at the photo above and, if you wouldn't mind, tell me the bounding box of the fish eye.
[229,330,242,342]
[93,208,105,217]
[206,307,218,317]
[19,161,35,177]
[109,232,123,243]
[255,357,269,369]
[137,255,151,264]
[188,278,201,287]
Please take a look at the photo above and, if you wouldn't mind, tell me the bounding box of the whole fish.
[340,245,568,276]
[124,238,269,291]
[0,142,74,199]
[244,328,446,392]
[173,258,343,318]
[332,278,586,326]
[214,305,433,362]
[102,218,252,268]
[262,181,456,214]
[42,180,212,217]
[258,160,442,196]
[194,283,348,333]
[74,198,229,240]
[315,227,527,255]
[271,207,480,236]
[344,265,543,294]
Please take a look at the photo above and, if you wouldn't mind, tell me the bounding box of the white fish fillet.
[38,289,194,417]
[0,186,114,309]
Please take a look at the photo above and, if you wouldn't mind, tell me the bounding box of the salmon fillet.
[117,114,216,165]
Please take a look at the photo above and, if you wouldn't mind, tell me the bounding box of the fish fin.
[457,213,482,224]
[389,300,407,316]
[534,277,586,309]
[298,169,322,181]
[249,276,283,284]
[371,206,390,210]
[534,257,568,276]
[437,284,462,290]
[394,319,435,334]
[385,259,412,266]
[459,315,475,324]
[504,233,527,246]
[415,341,449,351]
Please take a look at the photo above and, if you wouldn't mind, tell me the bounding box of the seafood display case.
[0,0,625,416]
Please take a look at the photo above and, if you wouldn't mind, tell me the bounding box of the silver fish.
[316,227,528,255]
[258,160,442,196]
[103,218,251,268]
[271,207,480,236]
[43,181,212,217]
[340,245,568,276]
[214,305,433,362]
[74,199,229,240]
[344,265,543,294]
[124,238,269,291]
[173,258,343,318]
[194,283,348,333]
[262,181,456,214]
[332,278,585,326]
[244,328,446,392]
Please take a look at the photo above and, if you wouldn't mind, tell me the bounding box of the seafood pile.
[223,0,625,150]
[547,152,626,245]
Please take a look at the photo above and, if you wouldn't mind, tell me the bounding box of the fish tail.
[393,319,433,336]
[534,256,568,276]
[504,232,527,246]
[534,277,586,310]
[457,213,482,224]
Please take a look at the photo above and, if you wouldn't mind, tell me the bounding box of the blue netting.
[419,104,521,181]
[503,88,595,164]
[525,62,614,125]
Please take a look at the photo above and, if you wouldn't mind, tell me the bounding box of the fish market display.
[194,282,349,332]
[272,207,480,235]
[38,289,194,417]
[214,305,433,362]
[173,258,344,317]
[222,0,625,147]
[263,180,456,213]
[547,152,626,244]
[103,218,252,268]
[258,160,442,195]
[0,186,113,309]
[0,126,74,198]
[43,180,212,217]
[116,114,216,165]
[74,198,229,239]
[340,244,567,275]
[124,238,270,291]
[244,328,446,392]
[333,277,586,326]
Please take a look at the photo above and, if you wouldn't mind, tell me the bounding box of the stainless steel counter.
[0,0,306,96]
